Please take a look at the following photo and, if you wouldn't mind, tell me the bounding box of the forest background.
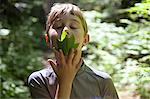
[0,0,150,99]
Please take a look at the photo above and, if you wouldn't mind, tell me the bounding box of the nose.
[63,26,70,35]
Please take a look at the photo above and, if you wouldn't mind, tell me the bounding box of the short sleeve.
[27,71,53,99]
[102,78,119,99]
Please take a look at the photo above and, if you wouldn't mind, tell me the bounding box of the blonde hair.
[46,3,88,35]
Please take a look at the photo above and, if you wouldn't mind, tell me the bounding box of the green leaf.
[57,31,79,55]
[61,31,67,41]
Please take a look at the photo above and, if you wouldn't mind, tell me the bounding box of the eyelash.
[56,26,63,29]
[70,26,77,29]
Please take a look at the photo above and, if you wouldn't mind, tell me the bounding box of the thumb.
[48,59,57,73]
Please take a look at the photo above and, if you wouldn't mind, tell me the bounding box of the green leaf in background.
[57,31,79,55]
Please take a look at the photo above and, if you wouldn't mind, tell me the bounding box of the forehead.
[54,13,81,23]
[48,5,83,24]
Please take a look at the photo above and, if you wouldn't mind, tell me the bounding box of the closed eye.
[70,26,78,29]
[70,23,79,29]
[55,26,63,29]
[53,21,63,29]
[53,24,63,29]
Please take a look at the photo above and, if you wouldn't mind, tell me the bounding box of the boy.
[28,3,119,99]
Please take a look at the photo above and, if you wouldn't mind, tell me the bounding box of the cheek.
[74,32,84,43]
[74,34,84,49]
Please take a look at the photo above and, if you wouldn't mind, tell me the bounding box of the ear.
[83,34,89,46]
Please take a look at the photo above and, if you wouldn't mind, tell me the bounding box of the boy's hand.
[48,48,83,84]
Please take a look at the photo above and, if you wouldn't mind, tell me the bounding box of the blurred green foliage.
[0,0,150,98]
[127,0,150,20]
[0,0,45,98]
[82,0,150,98]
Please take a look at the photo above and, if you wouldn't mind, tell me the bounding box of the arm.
[102,78,119,99]
[56,80,73,99]
[48,49,82,99]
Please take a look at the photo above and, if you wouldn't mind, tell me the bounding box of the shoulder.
[27,67,58,98]
[84,65,111,80]
[27,66,56,86]
[84,65,119,98]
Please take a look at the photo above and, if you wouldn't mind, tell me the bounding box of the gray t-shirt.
[28,62,119,99]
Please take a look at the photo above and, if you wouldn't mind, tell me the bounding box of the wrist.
[58,81,73,99]
[59,79,73,86]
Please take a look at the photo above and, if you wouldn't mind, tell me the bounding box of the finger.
[54,48,61,64]
[59,49,66,65]
[53,48,59,58]
[76,58,83,70]
[73,49,81,65]
[68,49,75,64]
[48,59,57,73]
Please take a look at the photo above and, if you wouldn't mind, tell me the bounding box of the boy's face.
[48,13,89,50]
